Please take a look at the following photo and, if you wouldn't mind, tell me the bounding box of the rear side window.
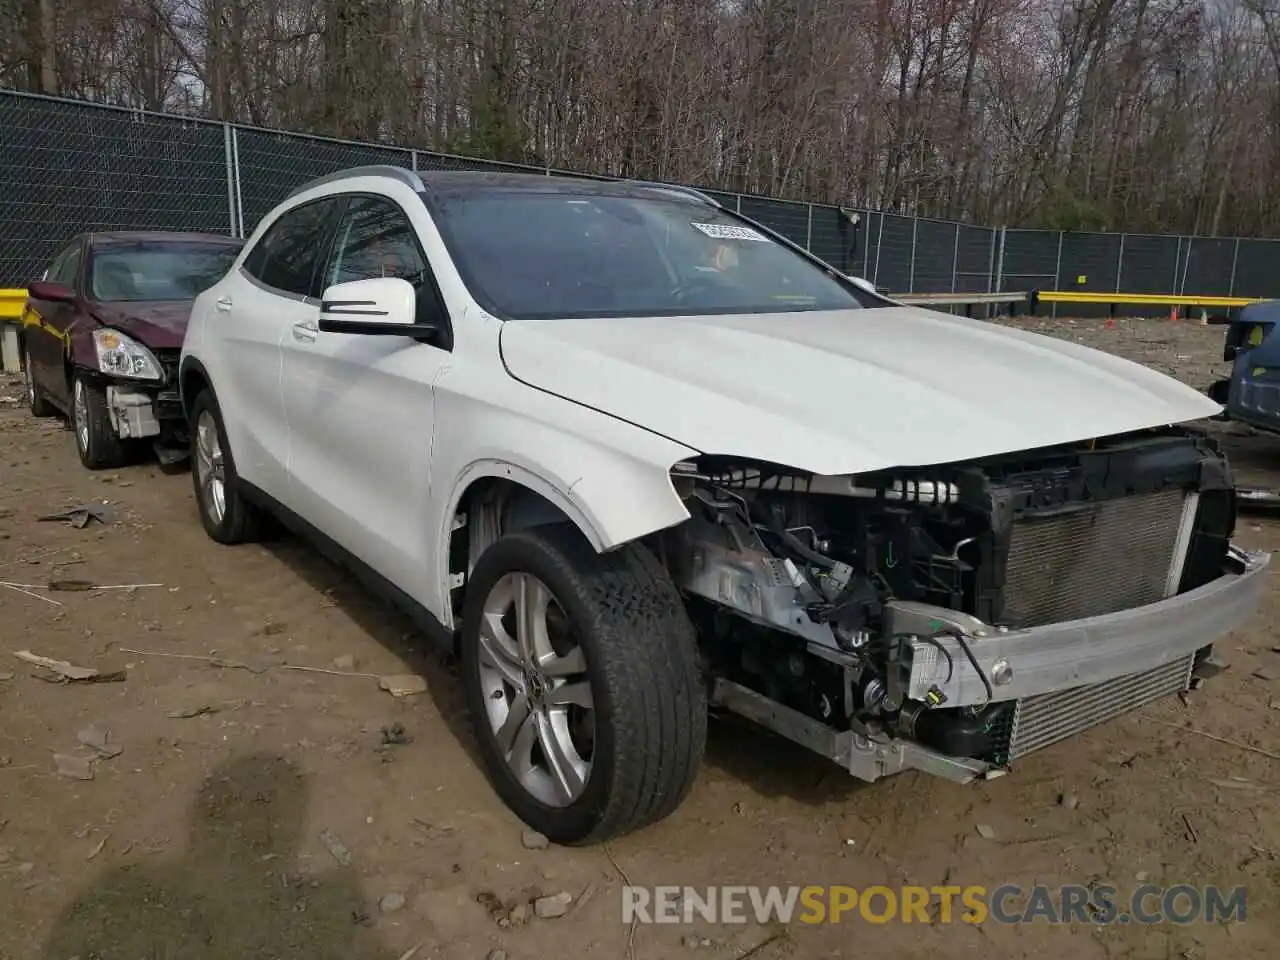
[243,199,336,296]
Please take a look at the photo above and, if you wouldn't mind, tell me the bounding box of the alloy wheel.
[23,349,35,406]
[476,572,596,807]
[73,379,89,452]
[194,409,227,525]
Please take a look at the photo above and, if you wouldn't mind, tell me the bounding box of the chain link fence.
[3,88,1279,311]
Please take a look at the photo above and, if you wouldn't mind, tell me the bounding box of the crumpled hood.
[90,300,194,350]
[498,306,1222,476]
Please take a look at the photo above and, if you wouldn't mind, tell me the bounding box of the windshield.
[90,241,240,302]
[427,191,867,320]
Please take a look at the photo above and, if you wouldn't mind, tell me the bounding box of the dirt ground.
[1,315,1278,960]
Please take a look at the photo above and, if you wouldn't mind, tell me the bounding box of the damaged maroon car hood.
[89,300,194,350]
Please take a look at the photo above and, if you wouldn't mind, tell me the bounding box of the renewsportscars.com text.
[621,884,1247,926]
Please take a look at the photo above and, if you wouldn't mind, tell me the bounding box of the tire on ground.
[72,374,133,470]
[188,389,267,545]
[460,523,707,845]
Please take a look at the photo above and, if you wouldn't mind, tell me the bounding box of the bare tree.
[2,0,1279,235]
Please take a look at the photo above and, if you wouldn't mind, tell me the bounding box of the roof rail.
[286,165,425,200]
[621,180,719,206]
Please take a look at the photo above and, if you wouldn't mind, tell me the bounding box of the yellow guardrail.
[1,284,1271,319]
[0,288,27,321]
[0,288,26,373]
[1032,290,1268,309]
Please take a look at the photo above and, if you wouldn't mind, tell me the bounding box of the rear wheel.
[71,375,131,470]
[190,390,268,544]
[460,525,706,845]
[23,345,55,418]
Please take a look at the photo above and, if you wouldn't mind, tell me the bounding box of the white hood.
[498,306,1221,476]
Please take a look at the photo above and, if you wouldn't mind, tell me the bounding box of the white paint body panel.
[499,308,1222,476]
[184,270,293,498]
[183,172,1221,630]
[280,327,445,598]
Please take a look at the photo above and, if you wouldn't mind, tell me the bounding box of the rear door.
[211,197,342,500]
[24,238,84,409]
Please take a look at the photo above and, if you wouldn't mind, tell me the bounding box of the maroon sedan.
[20,231,242,469]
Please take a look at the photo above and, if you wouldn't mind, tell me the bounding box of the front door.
[280,193,452,596]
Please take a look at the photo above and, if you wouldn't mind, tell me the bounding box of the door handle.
[215,296,233,312]
[292,320,318,342]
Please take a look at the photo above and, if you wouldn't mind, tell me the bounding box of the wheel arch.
[439,457,692,628]
[179,356,214,418]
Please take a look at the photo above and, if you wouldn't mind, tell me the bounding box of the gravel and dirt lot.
[1,316,1278,960]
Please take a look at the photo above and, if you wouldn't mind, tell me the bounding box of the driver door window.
[326,196,429,287]
[323,195,447,333]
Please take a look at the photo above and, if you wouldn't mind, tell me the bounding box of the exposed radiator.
[1005,654,1195,760]
[1001,488,1194,628]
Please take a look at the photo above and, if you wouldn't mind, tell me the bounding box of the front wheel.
[71,375,131,470]
[460,525,706,845]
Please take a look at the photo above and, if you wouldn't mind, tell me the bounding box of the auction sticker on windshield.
[692,222,770,242]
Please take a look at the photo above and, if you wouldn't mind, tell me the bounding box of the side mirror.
[28,279,76,303]
[318,277,434,337]
[845,275,876,293]
[845,274,901,304]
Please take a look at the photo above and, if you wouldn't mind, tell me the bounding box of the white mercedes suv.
[180,166,1267,845]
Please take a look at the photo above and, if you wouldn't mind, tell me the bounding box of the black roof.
[417,169,708,203]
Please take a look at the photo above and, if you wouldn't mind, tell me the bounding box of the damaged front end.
[660,428,1269,783]
[85,328,186,455]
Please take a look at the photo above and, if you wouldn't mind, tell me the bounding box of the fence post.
[1115,233,1126,292]
[985,230,996,293]
[1180,237,1193,295]
[862,211,870,279]
[951,222,960,295]
[805,204,813,253]
[1051,231,1063,319]
[231,126,245,240]
[735,194,742,213]
[222,122,238,238]
[908,216,919,293]
[1229,237,1240,297]
[872,213,886,288]
[994,227,1007,294]
[411,149,418,173]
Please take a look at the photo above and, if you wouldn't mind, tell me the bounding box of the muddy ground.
[1,315,1278,960]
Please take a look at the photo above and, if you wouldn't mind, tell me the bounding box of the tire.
[23,345,56,418]
[460,524,706,845]
[189,389,267,544]
[71,374,131,470]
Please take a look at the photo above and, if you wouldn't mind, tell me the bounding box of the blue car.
[1209,300,1280,433]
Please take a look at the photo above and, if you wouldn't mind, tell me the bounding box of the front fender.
[67,321,100,370]
[444,453,693,556]
[428,362,699,622]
